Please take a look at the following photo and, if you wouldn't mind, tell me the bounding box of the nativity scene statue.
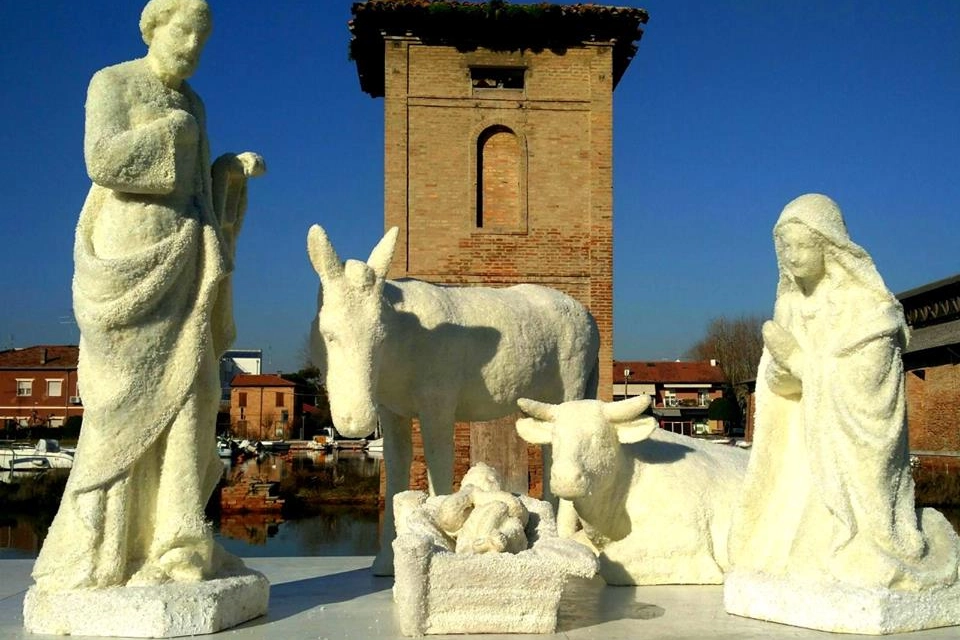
[23,1,268,636]
[724,193,960,634]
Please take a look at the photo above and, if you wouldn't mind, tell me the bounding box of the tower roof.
[349,0,649,97]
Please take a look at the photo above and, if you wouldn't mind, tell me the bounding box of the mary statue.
[32,0,263,590]
[728,194,959,591]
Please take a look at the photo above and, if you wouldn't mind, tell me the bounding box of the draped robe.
[729,195,960,590]
[33,58,244,589]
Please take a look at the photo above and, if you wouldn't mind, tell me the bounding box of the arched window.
[476,125,522,230]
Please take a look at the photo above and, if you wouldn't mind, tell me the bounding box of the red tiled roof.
[231,374,296,388]
[350,0,649,97]
[0,345,79,369]
[614,360,726,384]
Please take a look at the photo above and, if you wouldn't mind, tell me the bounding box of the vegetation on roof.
[349,0,649,96]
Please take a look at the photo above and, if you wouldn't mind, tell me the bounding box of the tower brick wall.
[352,1,647,496]
[383,40,615,398]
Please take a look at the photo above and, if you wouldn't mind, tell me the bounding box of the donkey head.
[307,225,398,437]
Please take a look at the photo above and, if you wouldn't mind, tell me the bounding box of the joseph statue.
[33,0,264,589]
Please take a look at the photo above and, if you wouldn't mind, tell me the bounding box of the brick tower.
[350,1,647,492]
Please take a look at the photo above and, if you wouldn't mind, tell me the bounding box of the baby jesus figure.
[436,463,529,555]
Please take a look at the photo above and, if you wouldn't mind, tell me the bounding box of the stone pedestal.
[23,569,269,638]
[724,569,960,635]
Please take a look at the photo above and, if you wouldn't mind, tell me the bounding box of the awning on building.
[653,408,682,417]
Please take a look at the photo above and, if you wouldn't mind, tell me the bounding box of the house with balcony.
[0,345,82,430]
[613,360,727,436]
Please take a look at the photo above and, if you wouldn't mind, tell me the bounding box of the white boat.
[217,437,236,458]
[0,439,73,471]
[366,438,383,454]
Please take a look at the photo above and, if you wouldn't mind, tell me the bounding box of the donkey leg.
[419,410,456,497]
[372,409,411,576]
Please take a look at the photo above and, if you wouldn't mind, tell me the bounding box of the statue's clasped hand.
[763,320,803,378]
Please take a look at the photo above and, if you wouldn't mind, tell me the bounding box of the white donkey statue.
[307,224,600,575]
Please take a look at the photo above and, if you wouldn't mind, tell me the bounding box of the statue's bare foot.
[158,547,206,582]
[127,563,168,586]
[127,546,208,585]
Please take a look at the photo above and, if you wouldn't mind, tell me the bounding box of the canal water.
[0,449,383,560]
[3,450,960,561]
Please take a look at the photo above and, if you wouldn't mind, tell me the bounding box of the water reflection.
[216,506,381,558]
[0,513,44,559]
[1,449,383,559]
[212,449,382,556]
[3,452,960,561]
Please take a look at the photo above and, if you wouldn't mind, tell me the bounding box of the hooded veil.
[729,194,959,590]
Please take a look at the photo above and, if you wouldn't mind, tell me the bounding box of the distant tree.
[282,366,332,436]
[63,415,83,439]
[684,315,764,385]
[707,396,736,422]
[298,331,321,372]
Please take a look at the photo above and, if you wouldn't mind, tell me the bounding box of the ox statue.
[307,224,600,575]
[516,395,748,585]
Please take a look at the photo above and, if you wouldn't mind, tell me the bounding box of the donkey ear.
[307,224,343,281]
[367,227,399,280]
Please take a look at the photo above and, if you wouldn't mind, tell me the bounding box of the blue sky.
[1,1,957,373]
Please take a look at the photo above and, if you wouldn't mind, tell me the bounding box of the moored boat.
[0,440,73,472]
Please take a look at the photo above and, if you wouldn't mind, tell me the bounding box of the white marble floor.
[2,556,959,639]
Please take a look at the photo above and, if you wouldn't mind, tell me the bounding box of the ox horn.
[602,395,652,424]
[517,398,558,422]
[307,224,344,281]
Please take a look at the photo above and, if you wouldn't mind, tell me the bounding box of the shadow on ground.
[557,575,666,632]
[242,568,392,626]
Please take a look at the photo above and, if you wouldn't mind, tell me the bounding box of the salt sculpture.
[516,394,748,585]
[724,193,960,634]
[436,462,529,555]
[392,473,597,635]
[23,1,268,636]
[307,223,600,575]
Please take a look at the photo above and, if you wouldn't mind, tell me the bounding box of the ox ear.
[307,225,344,281]
[367,227,399,280]
[602,395,652,424]
[616,416,658,444]
[516,416,554,445]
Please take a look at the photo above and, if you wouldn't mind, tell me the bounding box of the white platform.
[23,569,269,637]
[725,569,960,635]
[3,557,960,639]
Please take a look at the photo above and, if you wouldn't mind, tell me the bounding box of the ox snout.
[549,466,588,499]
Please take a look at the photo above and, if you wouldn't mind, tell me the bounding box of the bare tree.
[684,315,765,384]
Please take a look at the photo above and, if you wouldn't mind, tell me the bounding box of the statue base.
[724,569,960,635]
[22,569,269,638]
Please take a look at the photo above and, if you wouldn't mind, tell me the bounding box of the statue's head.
[771,194,900,320]
[141,0,212,85]
[775,221,826,290]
